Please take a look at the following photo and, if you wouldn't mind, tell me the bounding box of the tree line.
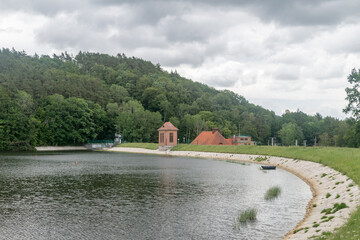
[0,48,359,151]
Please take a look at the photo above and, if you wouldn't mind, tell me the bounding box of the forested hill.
[0,48,357,151]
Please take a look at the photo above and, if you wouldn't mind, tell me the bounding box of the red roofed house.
[191,128,230,145]
[227,135,255,146]
[158,122,178,147]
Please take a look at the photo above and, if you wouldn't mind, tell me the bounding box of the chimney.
[212,128,219,134]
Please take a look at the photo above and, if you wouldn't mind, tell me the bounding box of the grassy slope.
[118,143,360,239]
[115,142,159,150]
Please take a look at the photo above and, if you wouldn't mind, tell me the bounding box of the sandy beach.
[36,146,88,151]
[107,147,360,240]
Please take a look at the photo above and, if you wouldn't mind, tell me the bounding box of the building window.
[160,133,164,143]
[169,133,174,143]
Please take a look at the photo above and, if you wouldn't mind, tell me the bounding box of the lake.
[0,151,312,240]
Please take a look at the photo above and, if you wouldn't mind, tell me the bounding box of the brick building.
[191,129,255,146]
[226,135,255,146]
[158,122,178,147]
[191,128,230,145]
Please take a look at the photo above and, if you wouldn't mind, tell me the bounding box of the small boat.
[261,165,276,170]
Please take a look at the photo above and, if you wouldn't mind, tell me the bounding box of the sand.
[106,147,360,240]
[36,146,88,151]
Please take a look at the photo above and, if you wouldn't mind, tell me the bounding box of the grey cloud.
[205,75,238,88]
[35,13,104,50]
[134,44,206,67]
[128,2,184,26]
[275,72,299,81]
[265,26,324,50]
[4,0,359,27]
[249,97,346,118]
[92,0,360,27]
[0,0,85,15]
[269,80,303,92]
[158,16,211,43]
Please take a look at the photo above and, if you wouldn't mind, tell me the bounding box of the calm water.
[0,152,312,240]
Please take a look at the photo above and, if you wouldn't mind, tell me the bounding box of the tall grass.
[264,186,281,200]
[238,208,257,223]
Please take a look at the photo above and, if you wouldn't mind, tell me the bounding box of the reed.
[238,208,257,223]
[264,186,281,200]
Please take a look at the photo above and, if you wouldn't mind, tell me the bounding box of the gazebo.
[158,122,178,149]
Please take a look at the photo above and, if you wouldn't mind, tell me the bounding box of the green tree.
[344,119,360,147]
[278,122,304,146]
[115,100,162,142]
[37,95,97,145]
[344,68,360,119]
[109,84,129,104]
[319,132,331,146]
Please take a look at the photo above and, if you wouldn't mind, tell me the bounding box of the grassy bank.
[115,142,159,150]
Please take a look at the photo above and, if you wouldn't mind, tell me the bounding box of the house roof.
[191,130,230,145]
[158,122,178,131]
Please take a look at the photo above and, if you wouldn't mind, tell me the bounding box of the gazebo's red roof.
[158,122,178,131]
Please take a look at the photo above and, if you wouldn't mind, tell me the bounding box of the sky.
[0,0,359,119]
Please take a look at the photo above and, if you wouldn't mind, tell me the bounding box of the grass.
[115,142,159,150]
[170,144,360,239]
[254,156,268,162]
[264,186,282,200]
[321,216,335,223]
[238,208,257,223]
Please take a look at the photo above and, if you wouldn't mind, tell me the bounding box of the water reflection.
[0,152,311,240]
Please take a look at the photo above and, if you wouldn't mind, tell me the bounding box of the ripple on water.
[0,152,312,240]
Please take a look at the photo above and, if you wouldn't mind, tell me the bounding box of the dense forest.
[0,48,359,151]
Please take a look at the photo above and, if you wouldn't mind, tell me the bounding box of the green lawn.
[115,143,360,239]
[115,142,159,150]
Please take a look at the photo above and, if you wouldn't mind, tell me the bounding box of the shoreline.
[106,147,360,240]
[36,146,88,151]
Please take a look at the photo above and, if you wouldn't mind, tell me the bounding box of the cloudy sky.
[0,0,359,119]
